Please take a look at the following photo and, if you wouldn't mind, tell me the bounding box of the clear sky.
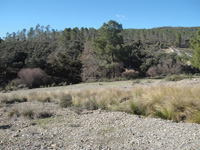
[0,0,200,38]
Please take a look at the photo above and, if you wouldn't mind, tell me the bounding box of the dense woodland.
[0,20,199,89]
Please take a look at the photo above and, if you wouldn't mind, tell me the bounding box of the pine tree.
[175,33,182,47]
[190,28,200,70]
[92,20,124,78]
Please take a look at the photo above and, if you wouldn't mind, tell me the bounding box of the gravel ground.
[0,102,200,150]
[0,79,200,150]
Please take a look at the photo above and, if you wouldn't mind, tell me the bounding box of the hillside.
[0,21,199,89]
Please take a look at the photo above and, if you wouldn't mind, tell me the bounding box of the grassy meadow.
[1,79,200,124]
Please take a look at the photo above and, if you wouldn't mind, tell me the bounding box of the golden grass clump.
[1,85,200,124]
[131,86,200,123]
[71,88,132,111]
[71,86,200,123]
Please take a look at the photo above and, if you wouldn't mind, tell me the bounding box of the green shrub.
[165,75,185,81]
[58,82,67,86]
[98,100,108,110]
[132,79,141,85]
[152,104,175,120]
[10,81,14,87]
[130,101,145,115]
[194,73,200,76]
[51,82,56,87]
[59,94,73,108]
[83,99,98,110]
[192,111,200,124]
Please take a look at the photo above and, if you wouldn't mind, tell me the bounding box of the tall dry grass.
[133,86,200,123]
[1,86,200,123]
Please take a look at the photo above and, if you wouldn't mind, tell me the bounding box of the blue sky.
[0,0,200,38]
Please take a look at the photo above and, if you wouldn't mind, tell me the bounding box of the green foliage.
[0,22,198,87]
[93,20,123,57]
[188,73,192,80]
[122,27,198,48]
[92,20,124,78]
[164,75,186,81]
[132,79,141,84]
[153,106,175,120]
[193,111,200,124]
[175,33,182,47]
[10,81,14,87]
[190,28,200,70]
[83,99,98,110]
[59,94,73,108]
[177,52,188,63]
[130,101,145,115]
[47,51,82,84]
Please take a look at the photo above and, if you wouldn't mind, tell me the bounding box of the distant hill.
[123,27,199,48]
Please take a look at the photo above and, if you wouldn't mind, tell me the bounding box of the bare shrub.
[81,41,124,81]
[147,59,185,77]
[122,69,139,79]
[146,66,157,77]
[81,42,107,82]
[13,68,49,88]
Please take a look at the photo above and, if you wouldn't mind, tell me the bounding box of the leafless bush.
[146,66,158,77]
[13,68,49,88]
[122,69,139,79]
[81,42,108,81]
[147,59,185,77]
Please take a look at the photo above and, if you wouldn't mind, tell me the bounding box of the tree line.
[0,21,199,89]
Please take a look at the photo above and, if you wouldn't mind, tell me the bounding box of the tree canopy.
[0,21,199,89]
[190,28,200,70]
[92,20,124,78]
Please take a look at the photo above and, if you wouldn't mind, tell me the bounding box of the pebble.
[12,134,19,138]
[1,105,200,150]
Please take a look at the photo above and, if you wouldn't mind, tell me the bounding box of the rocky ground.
[0,79,200,150]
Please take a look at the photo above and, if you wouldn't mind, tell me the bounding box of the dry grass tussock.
[1,86,200,123]
[7,104,53,119]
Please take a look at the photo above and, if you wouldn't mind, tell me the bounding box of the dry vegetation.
[1,79,200,124]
